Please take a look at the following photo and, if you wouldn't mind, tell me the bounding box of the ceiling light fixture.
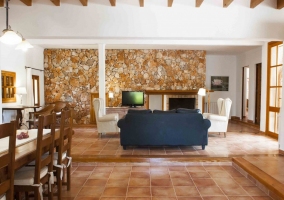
[0,0,33,50]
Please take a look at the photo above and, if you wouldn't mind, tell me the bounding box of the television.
[122,91,144,107]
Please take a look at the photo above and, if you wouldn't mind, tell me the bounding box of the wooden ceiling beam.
[223,0,233,7]
[80,0,88,6]
[109,0,116,6]
[168,0,173,7]
[50,0,60,6]
[20,0,32,6]
[277,0,284,9]
[139,0,144,7]
[196,0,204,7]
[250,0,264,8]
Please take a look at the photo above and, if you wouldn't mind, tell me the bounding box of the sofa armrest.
[208,114,227,122]
[98,113,119,122]
[203,119,211,129]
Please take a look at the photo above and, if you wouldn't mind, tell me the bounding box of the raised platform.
[233,156,284,200]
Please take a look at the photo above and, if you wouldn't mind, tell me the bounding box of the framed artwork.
[211,76,229,91]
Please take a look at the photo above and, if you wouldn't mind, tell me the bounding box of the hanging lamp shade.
[16,39,33,51]
[0,29,22,45]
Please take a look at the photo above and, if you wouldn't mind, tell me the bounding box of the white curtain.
[22,68,34,126]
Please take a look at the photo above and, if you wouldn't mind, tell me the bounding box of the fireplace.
[169,98,196,110]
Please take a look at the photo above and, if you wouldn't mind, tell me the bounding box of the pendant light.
[0,0,33,51]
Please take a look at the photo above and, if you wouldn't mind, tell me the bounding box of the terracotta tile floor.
[61,162,274,199]
[56,121,283,200]
[71,122,278,157]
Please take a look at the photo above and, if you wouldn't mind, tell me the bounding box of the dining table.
[0,128,60,171]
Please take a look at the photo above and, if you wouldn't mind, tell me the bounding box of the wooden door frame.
[266,41,282,139]
[254,63,261,125]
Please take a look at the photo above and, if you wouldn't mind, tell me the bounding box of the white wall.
[236,47,263,128]
[206,55,237,117]
[25,46,45,106]
[0,44,44,123]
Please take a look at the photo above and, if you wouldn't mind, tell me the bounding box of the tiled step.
[232,157,284,200]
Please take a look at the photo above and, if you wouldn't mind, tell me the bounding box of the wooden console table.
[2,105,40,128]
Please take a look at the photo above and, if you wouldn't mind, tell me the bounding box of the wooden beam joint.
[223,0,233,8]
[168,0,173,7]
[139,0,144,7]
[250,0,264,8]
[196,0,204,7]
[109,0,116,6]
[277,0,284,9]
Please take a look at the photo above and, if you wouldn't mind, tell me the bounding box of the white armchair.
[93,98,120,137]
[203,98,232,137]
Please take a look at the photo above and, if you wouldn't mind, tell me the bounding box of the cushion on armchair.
[208,114,227,122]
[98,113,119,122]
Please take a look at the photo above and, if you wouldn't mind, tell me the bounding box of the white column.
[260,43,268,132]
[98,44,106,115]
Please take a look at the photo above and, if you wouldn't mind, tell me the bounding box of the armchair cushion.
[98,113,119,122]
[208,114,227,122]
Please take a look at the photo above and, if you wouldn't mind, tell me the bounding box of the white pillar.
[98,44,106,115]
[260,43,268,132]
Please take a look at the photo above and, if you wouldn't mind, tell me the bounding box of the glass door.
[267,42,283,137]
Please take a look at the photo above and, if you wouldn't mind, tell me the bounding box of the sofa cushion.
[153,109,176,113]
[176,108,201,114]
[128,109,152,114]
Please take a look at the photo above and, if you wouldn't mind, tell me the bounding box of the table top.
[2,105,40,110]
[0,129,60,170]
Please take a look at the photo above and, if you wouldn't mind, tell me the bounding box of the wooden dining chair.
[0,121,17,200]
[53,109,73,199]
[14,113,56,200]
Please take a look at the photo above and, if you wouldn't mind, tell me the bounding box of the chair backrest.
[217,98,224,115]
[57,109,73,165]
[31,104,55,119]
[223,98,232,118]
[0,121,17,200]
[34,113,56,184]
[93,98,103,122]
[54,101,67,113]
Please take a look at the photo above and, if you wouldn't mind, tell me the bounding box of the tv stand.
[106,107,145,119]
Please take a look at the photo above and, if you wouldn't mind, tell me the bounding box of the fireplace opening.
[169,98,196,110]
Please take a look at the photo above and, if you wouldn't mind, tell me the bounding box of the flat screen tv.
[122,91,144,107]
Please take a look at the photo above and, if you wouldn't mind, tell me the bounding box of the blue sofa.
[117,109,211,150]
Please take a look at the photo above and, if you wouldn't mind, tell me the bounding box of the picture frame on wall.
[211,76,229,91]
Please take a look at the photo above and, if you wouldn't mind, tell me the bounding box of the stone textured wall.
[44,49,206,124]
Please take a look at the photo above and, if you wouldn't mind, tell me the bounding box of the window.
[1,70,16,103]
[32,75,40,106]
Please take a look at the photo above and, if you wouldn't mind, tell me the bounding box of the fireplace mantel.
[145,90,199,95]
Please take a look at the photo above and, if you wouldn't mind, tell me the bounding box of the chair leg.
[67,165,71,191]
[224,132,226,138]
[56,167,62,199]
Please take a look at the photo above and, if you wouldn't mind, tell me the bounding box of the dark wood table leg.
[16,109,23,129]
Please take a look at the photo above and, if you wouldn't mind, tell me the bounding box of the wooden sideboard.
[106,107,146,119]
